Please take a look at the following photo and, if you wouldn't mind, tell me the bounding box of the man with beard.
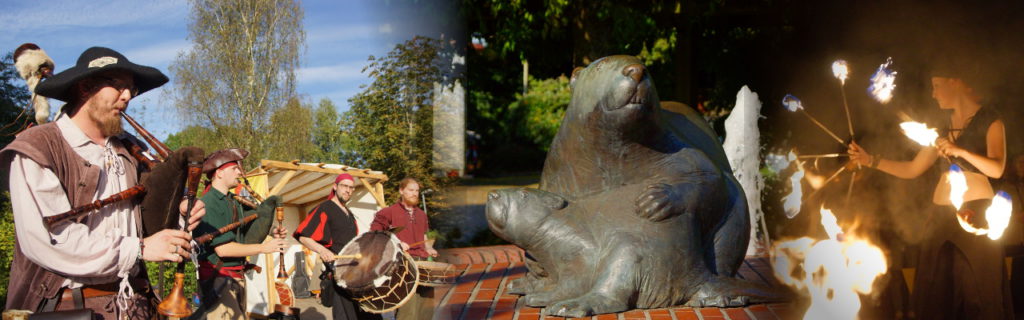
[0,47,205,318]
[295,173,382,320]
[371,177,438,320]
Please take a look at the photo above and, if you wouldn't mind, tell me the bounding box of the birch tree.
[168,0,305,167]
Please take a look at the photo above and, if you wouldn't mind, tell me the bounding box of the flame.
[868,57,897,104]
[771,208,888,320]
[984,191,1013,240]
[899,121,939,147]
[783,151,804,218]
[783,94,804,112]
[832,60,849,85]
[805,170,827,190]
[819,208,843,240]
[955,191,1014,240]
[947,165,968,211]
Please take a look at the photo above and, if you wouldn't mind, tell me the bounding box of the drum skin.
[334,231,419,313]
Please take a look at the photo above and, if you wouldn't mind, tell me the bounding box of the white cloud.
[124,40,191,67]
[306,24,377,43]
[0,0,188,34]
[297,62,369,84]
[377,23,393,34]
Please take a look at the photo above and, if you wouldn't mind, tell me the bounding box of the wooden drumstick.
[333,253,363,260]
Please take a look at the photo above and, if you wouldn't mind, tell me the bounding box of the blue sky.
[0,0,459,139]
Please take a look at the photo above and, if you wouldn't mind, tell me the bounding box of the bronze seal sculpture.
[487,55,775,317]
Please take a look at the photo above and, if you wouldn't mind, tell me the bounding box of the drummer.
[295,173,382,320]
[370,177,439,320]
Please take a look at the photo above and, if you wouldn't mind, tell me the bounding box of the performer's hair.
[398,176,419,190]
[64,73,114,115]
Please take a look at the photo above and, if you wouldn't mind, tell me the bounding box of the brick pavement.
[434,246,796,320]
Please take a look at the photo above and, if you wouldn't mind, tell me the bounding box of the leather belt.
[60,282,118,301]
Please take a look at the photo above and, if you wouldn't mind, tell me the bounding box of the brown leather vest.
[0,122,140,311]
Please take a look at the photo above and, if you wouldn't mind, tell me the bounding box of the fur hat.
[35,46,168,102]
[13,43,55,123]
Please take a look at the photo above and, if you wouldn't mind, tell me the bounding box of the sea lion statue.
[488,55,768,317]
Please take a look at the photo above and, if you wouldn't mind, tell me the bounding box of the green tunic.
[194,187,274,267]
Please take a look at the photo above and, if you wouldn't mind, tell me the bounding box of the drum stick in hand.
[333,253,363,260]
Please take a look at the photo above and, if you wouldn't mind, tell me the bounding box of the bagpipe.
[11,43,210,318]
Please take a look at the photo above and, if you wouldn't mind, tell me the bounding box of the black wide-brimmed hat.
[35,46,168,102]
[203,148,250,174]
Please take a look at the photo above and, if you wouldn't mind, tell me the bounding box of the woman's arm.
[849,141,939,179]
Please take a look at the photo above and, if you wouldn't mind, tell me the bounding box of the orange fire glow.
[771,208,888,320]
[899,121,938,147]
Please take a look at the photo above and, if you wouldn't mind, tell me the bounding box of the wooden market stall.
[242,160,389,317]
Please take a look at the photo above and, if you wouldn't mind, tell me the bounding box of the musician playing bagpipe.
[190,148,286,319]
[0,47,206,318]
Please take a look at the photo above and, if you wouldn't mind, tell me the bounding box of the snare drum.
[415,261,459,287]
[334,231,419,314]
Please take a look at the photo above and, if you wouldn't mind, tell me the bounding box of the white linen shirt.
[8,116,141,288]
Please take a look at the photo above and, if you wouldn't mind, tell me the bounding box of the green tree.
[168,0,305,167]
[0,192,14,305]
[309,98,356,163]
[511,75,571,151]
[266,97,316,161]
[164,125,216,151]
[0,53,33,145]
[344,36,452,208]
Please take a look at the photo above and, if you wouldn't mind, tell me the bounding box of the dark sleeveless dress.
[912,107,1013,319]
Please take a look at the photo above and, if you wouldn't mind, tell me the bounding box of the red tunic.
[293,200,359,253]
[371,203,430,258]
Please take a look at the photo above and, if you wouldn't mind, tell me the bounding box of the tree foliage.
[460,0,799,174]
[309,98,356,163]
[344,36,453,208]
[265,97,316,162]
[168,0,305,167]
[0,53,33,146]
[0,192,14,305]
[508,75,571,152]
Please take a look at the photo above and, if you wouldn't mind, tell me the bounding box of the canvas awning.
[246,159,389,208]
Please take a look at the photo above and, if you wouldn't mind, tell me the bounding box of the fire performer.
[190,148,286,319]
[848,63,1011,319]
[294,173,382,320]
[0,47,205,318]
[370,177,439,320]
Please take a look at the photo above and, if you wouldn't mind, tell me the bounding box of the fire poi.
[901,121,1014,240]
[945,165,1014,240]
[782,94,846,146]
[779,53,1016,319]
[867,57,897,104]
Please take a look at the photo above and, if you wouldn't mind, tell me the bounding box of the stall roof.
[251,160,389,208]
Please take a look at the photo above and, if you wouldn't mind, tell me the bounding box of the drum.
[334,231,419,314]
[415,261,460,287]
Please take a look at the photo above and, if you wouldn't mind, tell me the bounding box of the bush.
[508,75,572,152]
[0,192,14,307]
